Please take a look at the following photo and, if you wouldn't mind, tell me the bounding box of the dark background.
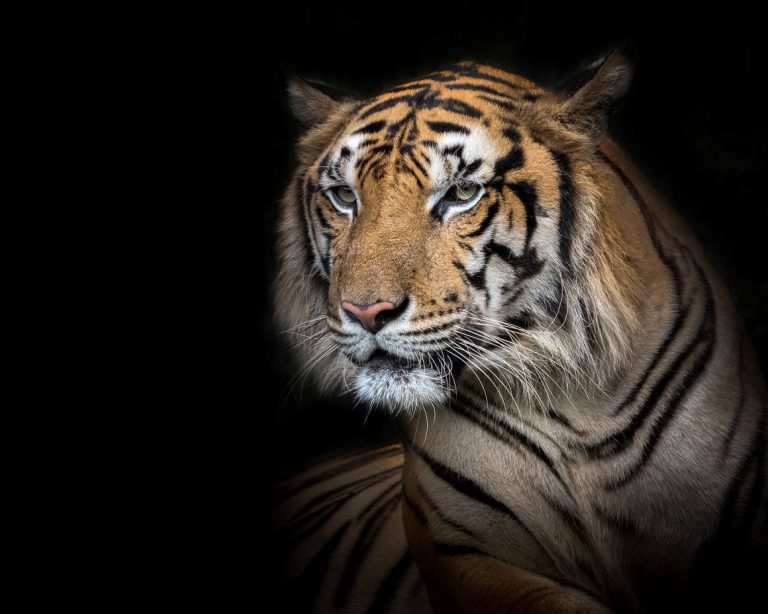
[178,2,766,603]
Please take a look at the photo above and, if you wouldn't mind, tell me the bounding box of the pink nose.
[341,300,398,333]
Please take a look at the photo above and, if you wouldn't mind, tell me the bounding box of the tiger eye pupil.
[336,187,356,204]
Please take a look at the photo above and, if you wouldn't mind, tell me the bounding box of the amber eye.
[432,182,485,220]
[327,185,359,215]
[454,184,479,201]
[335,186,356,204]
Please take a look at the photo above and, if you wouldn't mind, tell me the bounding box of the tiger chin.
[274,51,767,614]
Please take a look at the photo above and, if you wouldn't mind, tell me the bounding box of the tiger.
[272,51,767,613]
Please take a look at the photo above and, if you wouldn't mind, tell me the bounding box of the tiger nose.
[341,300,402,333]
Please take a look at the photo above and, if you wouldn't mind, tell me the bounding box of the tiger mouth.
[362,348,462,378]
[352,347,458,412]
[366,349,417,370]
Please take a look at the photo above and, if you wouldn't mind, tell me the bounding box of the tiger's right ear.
[553,50,633,142]
[285,74,356,126]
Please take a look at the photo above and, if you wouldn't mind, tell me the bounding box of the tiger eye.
[455,184,479,201]
[336,186,357,204]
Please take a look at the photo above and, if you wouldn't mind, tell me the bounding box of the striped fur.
[274,445,429,613]
[274,53,767,612]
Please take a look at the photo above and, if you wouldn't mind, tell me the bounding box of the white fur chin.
[353,364,448,414]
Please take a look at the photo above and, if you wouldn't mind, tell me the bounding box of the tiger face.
[279,55,638,414]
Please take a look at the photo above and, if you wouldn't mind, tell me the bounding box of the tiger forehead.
[323,64,539,190]
[355,63,539,126]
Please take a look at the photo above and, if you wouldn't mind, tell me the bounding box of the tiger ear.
[554,50,633,142]
[285,73,356,126]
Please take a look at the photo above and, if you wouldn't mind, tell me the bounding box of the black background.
[177,2,766,603]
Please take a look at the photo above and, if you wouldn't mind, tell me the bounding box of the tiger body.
[276,445,429,613]
[275,55,767,612]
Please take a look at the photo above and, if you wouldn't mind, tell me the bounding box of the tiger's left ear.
[554,50,633,142]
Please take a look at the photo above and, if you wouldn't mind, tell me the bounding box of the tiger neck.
[395,143,694,467]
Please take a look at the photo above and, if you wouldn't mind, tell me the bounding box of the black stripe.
[452,259,485,291]
[386,82,433,94]
[541,280,567,327]
[506,310,535,331]
[357,481,401,522]
[293,521,350,611]
[721,335,748,460]
[403,149,428,178]
[597,151,686,418]
[399,161,424,189]
[464,159,482,175]
[606,294,715,489]
[285,498,348,550]
[442,144,464,159]
[580,297,601,353]
[359,151,388,185]
[369,550,413,614]
[585,298,706,459]
[486,241,545,281]
[551,150,575,275]
[586,159,717,474]
[537,489,593,546]
[403,492,428,525]
[437,98,483,119]
[478,94,519,112]
[493,145,525,177]
[598,151,676,266]
[358,94,415,120]
[503,126,522,142]
[501,284,525,308]
[387,114,413,141]
[405,438,540,544]
[453,392,572,495]
[401,319,457,336]
[291,465,401,519]
[334,490,401,608]
[302,176,328,276]
[433,542,487,557]
[296,176,315,268]
[508,181,538,248]
[277,445,402,504]
[370,144,393,156]
[400,150,429,179]
[352,120,387,135]
[450,63,526,91]
[537,494,607,591]
[445,82,516,98]
[704,401,767,549]
[463,201,499,238]
[422,70,458,82]
[425,120,470,135]
[414,477,479,539]
[730,435,766,540]
[315,204,331,230]
[546,407,583,434]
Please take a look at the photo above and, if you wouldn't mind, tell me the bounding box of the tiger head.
[276,53,640,414]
